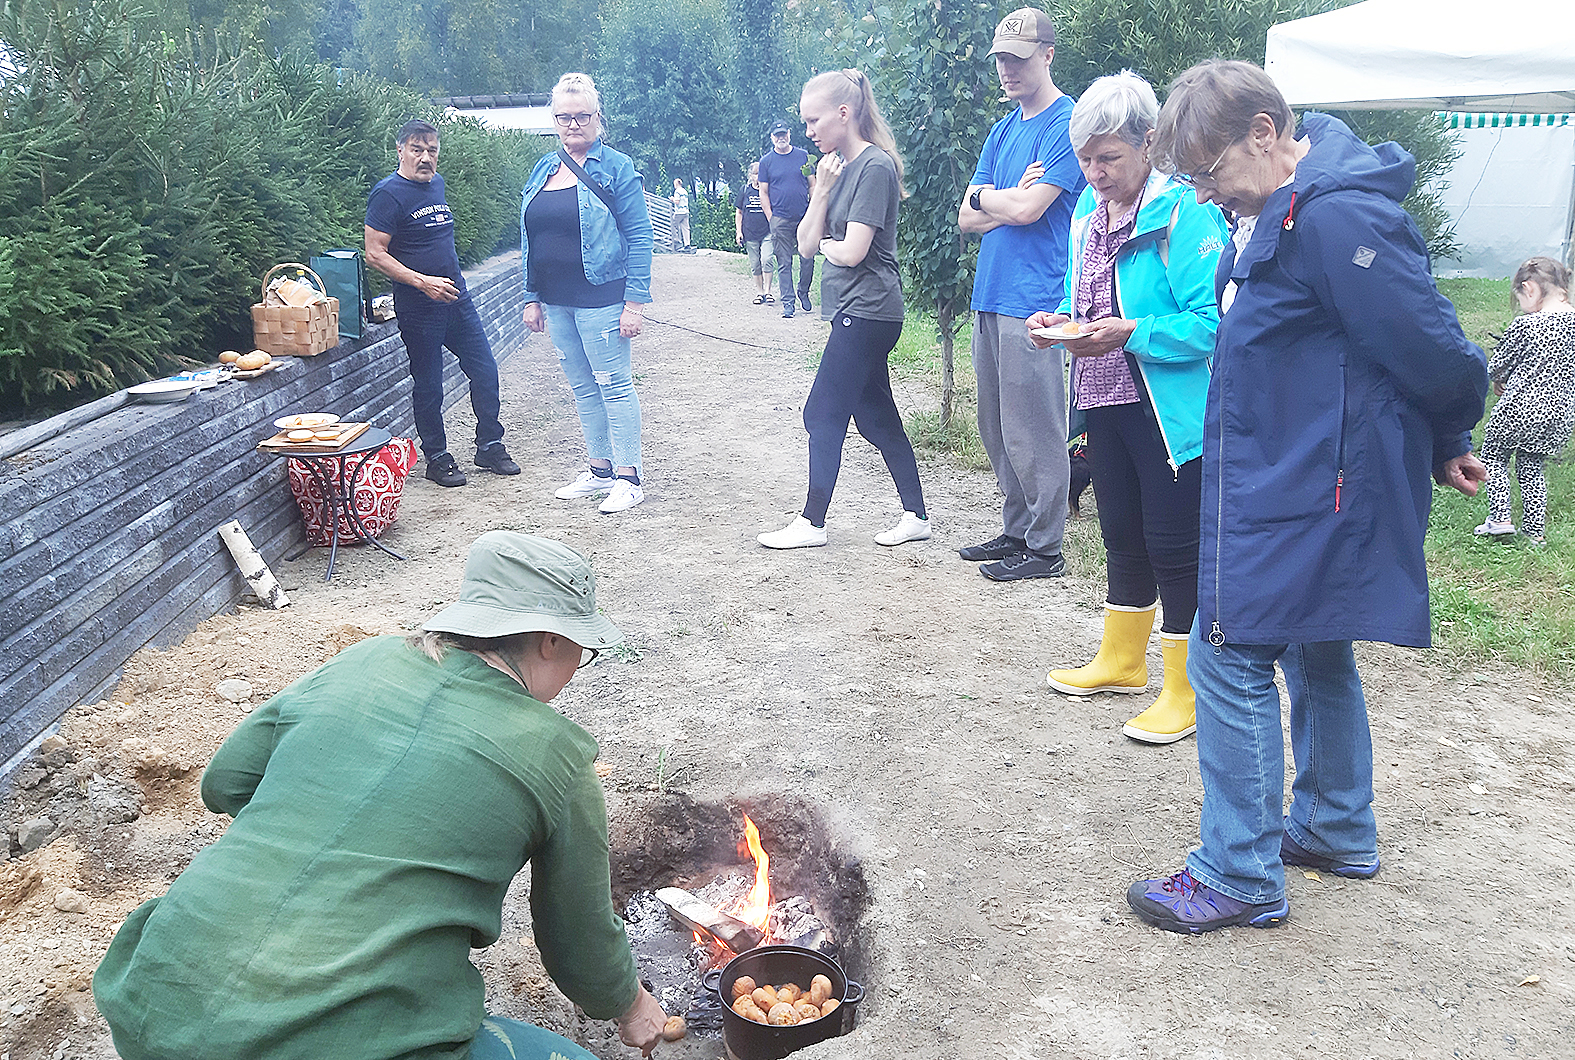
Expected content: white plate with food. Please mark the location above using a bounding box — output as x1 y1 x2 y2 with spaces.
275 412 340 431
1030 324 1086 341
128 379 203 403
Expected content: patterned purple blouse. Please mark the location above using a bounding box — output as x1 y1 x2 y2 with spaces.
1071 195 1142 410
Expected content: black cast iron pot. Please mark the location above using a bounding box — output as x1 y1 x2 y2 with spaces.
702 945 866 1060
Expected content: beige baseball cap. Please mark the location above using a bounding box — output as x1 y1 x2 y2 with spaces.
988 8 1057 59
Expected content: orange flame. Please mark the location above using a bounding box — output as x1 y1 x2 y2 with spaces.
739 814 772 930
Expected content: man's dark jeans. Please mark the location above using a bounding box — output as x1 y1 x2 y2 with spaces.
769 214 814 306
396 294 504 460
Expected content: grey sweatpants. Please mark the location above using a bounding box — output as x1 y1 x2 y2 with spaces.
972 311 1070 556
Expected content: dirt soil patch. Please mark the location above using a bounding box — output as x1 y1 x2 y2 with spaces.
2 252 1572 1059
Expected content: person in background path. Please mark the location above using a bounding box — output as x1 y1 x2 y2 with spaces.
1474 255 1575 545
94 531 670 1060
736 162 774 304
521 72 654 515
1028 71 1228 746
757 69 928 551
670 177 691 248
758 119 816 318
365 119 520 488
1125 60 1488 935
956 9 1087 581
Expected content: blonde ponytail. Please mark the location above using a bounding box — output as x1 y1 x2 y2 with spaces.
802 69 906 197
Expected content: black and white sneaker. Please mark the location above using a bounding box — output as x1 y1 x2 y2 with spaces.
980 550 1065 581
958 533 1026 562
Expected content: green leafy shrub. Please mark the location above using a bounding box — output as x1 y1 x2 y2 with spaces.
689 190 736 251
0 0 546 413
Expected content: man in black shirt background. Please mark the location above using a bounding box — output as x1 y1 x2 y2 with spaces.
365 120 519 487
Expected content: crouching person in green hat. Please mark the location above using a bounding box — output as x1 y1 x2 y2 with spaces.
94 532 669 1060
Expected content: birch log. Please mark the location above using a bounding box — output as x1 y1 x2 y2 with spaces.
218 520 289 609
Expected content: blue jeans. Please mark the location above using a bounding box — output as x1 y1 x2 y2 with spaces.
1184 626 1377 904
397 296 504 461
543 302 642 470
467 1016 596 1060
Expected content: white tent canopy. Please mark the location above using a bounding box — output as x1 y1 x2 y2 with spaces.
1265 0 1575 273
1264 0 1575 113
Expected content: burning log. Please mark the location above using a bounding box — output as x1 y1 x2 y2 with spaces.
656 887 764 953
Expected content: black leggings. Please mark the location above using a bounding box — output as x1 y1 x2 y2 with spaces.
801 314 926 525
1085 399 1200 634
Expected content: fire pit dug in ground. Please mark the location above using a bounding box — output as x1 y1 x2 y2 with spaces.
612 794 870 1059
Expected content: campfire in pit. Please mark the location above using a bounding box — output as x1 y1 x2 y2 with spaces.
657 816 840 960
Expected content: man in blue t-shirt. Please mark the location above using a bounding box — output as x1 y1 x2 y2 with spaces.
365 119 518 487
956 9 1086 580
757 121 816 318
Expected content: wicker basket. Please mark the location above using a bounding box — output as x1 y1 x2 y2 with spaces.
251 263 341 357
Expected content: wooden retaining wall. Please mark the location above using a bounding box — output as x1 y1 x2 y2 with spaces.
0 254 526 767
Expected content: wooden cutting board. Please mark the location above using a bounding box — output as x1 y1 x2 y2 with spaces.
257 421 372 453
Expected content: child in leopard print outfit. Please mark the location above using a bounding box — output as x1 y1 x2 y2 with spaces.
1475 256 1575 544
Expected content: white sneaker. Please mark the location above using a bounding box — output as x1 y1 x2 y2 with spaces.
758 515 827 549
1473 519 1515 536
556 470 615 499
599 479 645 513
874 511 931 546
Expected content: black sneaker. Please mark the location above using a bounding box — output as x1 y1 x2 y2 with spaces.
475 444 521 475
958 533 1026 562
425 452 467 487
981 549 1065 581
799 293 813 313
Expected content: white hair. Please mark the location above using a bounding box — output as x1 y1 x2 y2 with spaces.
551 71 601 114
1068 70 1159 151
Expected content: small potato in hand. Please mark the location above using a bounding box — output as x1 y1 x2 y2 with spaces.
794 1001 821 1022
731 975 756 1000
809 974 833 1006
766 1002 801 1027
661 1015 687 1041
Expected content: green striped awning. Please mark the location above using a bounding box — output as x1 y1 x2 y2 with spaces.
1439 112 1574 128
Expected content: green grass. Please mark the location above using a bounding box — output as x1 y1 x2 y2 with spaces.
890 281 1575 676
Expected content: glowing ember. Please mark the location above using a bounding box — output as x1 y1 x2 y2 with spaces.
739 814 772 930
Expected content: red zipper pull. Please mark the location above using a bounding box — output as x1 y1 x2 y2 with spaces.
1283 191 1297 231
1334 469 1344 512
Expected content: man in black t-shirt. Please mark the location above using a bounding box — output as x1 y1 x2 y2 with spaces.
365 120 518 487
757 121 816 318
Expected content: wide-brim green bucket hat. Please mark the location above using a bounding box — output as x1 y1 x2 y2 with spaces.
422 531 623 649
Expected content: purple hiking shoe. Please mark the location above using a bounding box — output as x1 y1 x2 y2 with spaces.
1280 831 1381 879
1127 869 1288 934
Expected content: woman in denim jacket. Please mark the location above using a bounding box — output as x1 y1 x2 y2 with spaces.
1027 72 1228 747
522 72 654 514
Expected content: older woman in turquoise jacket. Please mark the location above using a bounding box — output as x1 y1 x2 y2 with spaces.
521 72 654 516
1028 71 1228 745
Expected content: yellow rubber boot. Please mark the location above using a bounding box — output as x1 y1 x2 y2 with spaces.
1122 632 1197 744
1047 605 1155 695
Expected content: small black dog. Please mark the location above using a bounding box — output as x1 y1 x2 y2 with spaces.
1068 439 1092 516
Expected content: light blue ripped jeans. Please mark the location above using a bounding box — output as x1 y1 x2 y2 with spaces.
543 302 642 471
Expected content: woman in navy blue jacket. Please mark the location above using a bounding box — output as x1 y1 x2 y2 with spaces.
1126 60 1489 934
